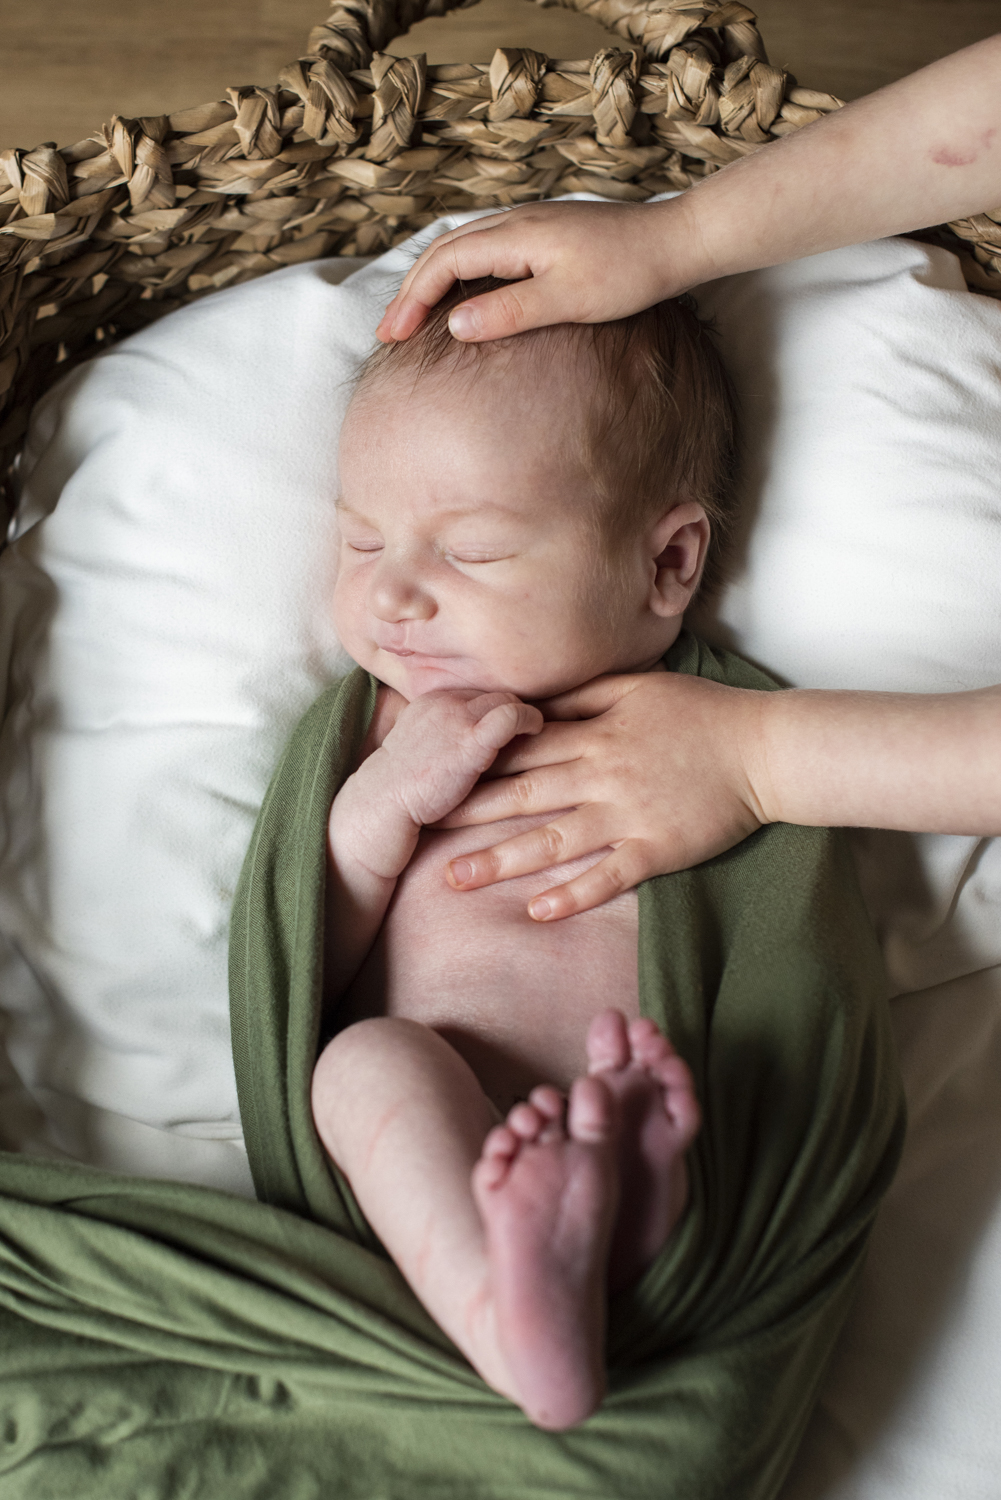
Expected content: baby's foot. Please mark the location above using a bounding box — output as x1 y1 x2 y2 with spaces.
471 1078 620 1430
586 1010 701 1292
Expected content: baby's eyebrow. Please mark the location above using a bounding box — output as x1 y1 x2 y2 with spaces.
334 500 376 522
427 501 524 523
336 498 522 523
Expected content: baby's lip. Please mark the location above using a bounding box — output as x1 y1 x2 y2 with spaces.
376 639 452 660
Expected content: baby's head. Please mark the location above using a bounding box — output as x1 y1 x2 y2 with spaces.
335 277 735 701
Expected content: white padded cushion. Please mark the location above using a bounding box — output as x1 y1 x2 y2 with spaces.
691 243 1001 695
0 251 376 1192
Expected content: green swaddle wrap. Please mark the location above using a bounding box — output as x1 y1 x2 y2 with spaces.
0 634 904 1498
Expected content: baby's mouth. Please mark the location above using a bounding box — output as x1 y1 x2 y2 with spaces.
379 642 453 661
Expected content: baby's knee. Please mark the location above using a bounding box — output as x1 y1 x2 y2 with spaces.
311 1017 437 1144
314 1016 414 1097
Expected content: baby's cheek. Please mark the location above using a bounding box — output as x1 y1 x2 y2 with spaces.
331 578 367 658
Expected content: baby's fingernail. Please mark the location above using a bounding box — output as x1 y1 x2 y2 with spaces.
448 304 479 340
450 860 473 886
529 898 551 921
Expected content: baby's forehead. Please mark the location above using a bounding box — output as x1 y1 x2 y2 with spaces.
353 324 598 413
341 353 615 533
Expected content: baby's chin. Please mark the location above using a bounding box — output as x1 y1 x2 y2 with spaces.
365 649 555 702
370 651 506 700
366 645 668 702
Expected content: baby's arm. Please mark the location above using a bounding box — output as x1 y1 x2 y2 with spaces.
440 674 1001 919
325 689 542 997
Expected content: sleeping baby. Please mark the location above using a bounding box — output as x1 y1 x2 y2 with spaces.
302 278 905 1441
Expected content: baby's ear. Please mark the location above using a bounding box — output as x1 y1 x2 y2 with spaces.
648 503 711 618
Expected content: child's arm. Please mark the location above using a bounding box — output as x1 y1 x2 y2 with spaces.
325 689 542 997
377 34 1001 344
440 673 1001 920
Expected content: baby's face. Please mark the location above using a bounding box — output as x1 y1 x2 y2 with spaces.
334 360 676 701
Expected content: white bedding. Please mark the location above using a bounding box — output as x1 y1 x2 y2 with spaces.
1 205 999 1498
691 252 1001 1498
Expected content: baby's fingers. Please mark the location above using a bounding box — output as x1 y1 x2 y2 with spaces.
524 842 656 922
471 698 544 752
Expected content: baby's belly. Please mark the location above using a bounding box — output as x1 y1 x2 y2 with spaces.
340 816 639 1111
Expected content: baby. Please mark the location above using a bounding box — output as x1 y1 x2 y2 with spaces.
310 279 735 1431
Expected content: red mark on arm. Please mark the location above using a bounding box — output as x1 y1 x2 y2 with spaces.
931 126 997 167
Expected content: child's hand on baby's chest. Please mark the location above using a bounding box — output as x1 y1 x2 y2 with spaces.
368 690 543 830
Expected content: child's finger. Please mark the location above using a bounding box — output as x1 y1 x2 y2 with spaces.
375 217 509 340
524 842 657 922
445 806 618 891
536 674 640 721
378 216 527 342
396 214 510 299
485 720 586 776
435 755 587 827
443 277 563 342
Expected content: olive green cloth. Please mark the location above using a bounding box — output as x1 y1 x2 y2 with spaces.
0 634 904 1499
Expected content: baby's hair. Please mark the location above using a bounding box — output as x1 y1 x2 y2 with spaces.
355 276 737 592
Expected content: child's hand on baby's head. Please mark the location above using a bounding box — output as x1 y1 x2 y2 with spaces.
375 689 543 831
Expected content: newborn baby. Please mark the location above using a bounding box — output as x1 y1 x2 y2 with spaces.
310 281 734 1431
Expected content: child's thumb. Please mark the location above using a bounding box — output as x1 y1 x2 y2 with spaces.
447 277 562 342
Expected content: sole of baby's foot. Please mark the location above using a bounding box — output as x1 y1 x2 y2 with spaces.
471 1078 620 1431
586 1009 701 1293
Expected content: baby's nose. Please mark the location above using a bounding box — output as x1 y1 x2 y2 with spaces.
368 557 435 622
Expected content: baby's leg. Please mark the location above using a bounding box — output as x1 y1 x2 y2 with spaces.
311 1018 618 1429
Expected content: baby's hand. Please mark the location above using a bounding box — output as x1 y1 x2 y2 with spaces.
334 689 543 885
378 689 544 828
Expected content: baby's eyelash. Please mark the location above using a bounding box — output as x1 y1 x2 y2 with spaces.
447 551 513 565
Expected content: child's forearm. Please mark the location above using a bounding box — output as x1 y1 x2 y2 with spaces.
668 34 1001 294
750 684 1001 835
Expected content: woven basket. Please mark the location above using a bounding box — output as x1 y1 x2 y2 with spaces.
2 0 1000 532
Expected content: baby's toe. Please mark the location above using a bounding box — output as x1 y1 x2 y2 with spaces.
663 1072 701 1143
628 1017 674 1069
567 1075 617 1146
528 1084 565 1122
482 1123 519 1161
506 1101 547 1143
475 1126 520 1191
648 1053 700 1143
586 1009 631 1075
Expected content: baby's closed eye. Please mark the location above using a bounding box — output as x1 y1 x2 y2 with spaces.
445 548 517 565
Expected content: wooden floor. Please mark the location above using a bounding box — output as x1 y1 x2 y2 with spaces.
1 0 998 153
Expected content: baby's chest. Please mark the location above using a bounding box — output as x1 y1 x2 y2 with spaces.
340 815 640 1105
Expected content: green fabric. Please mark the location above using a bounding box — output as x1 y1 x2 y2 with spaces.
0 634 904 1499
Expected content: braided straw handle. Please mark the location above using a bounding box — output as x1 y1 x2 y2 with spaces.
1 0 999 528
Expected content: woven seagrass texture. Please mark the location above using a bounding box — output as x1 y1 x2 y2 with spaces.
2 0 1000 530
